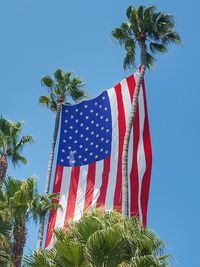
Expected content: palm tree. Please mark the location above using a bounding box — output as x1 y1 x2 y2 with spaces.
0 176 36 267
0 116 33 184
25 209 170 267
39 68 88 250
112 5 181 216
31 193 61 252
39 69 88 195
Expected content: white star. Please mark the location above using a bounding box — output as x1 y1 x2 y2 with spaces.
106 140 109 143
74 140 78 144
79 145 83 148
85 127 89 131
106 118 109 122
96 134 99 138
70 115 74 119
91 120 94 124
61 159 64 162
84 158 87 161
85 116 89 119
85 148 88 151
100 148 103 152
64 129 67 133
80 123 84 127
95 145 99 148
84 104 88 108
65 120 68 123
70 126 73 129
75 108 79 112
106 129 109 132
104 107 108 111
91 131 94 135
85 137 89 141
75 130 78 133
101 137 104 141
99 105 102 108
90 109 94 113
62 149 65 152
69 136 72 140
80 134 84 138
78 155 82 159
96 123 99 127
101 126 104 130
102 96 105 100
73 150 77 153
95 155 98 159
68 146 71 149
63 139 66 143
80 112 83 116
67 156 70 159
100 115 103 119
90 142 94 146
95 102 98 106
105 150 108 154
90 152 93 156
75 119 79 123
95 112 99 116
65 110 68 113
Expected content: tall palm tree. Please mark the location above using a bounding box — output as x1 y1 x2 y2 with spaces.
31 193 61 252
0 176 36 267
112 5 181 216
39 68 88 249
0 116 33 184
24 209 170 267
39 69 88 195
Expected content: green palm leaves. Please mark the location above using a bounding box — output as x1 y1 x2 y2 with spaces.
0 116 33 184
112 5 181 69
39 69 88 112
0 117 33 165
25 209 170 267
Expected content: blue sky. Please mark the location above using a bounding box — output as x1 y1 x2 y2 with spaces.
0 1 199 266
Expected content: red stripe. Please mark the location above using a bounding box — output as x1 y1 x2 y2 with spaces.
84 163 96 210
64 166 80 225
113 83 126 211
126 75 136 100
44 165 63 248
141 80 152 226
96 157 111 208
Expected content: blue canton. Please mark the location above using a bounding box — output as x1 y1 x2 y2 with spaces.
57 91 112 166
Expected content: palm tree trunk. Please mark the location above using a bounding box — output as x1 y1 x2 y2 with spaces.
0 154 8 185
44 99 62 195
11 222 27 267
121 40 147 217
38 98 63 251
36 215 45 252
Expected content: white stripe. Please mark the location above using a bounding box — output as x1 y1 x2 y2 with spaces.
73 165 88 221
54 167 72 229
92 160 104 208
105 87 119 210
136 83 146 222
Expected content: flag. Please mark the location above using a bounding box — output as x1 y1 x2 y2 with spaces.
45 70 152 248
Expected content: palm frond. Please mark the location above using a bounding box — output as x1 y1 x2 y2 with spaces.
41 76 54 88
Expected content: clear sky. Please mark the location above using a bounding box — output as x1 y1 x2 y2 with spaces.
0 1 199 266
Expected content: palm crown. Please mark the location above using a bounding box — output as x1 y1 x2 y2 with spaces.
39 68 88 112
112 5 181 69
0 116 33 166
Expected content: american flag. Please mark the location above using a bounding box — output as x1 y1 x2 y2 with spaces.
45 70 152 248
